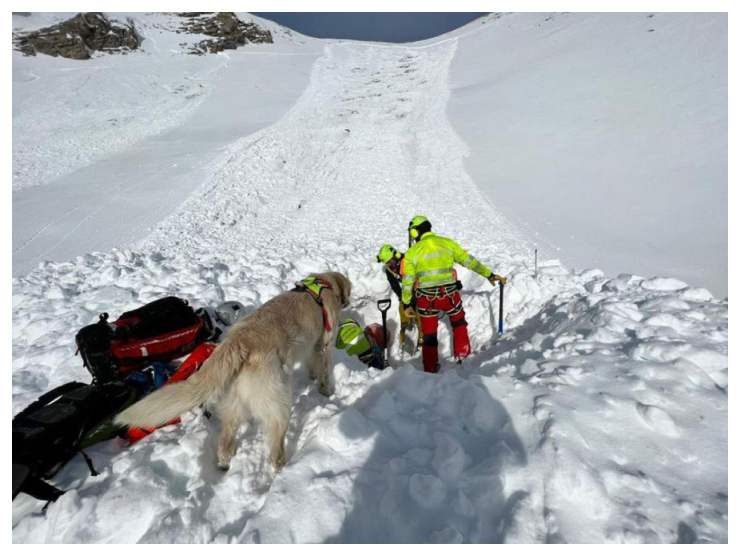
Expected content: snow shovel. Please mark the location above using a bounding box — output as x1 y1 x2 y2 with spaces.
377 298 392 366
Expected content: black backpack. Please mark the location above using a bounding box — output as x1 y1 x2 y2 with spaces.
12 380 139 502
75 296 214 383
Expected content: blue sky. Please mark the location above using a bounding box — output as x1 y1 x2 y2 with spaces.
254 13 487 42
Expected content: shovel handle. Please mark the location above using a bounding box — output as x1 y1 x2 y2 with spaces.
377 299 392 313
377 298 392 367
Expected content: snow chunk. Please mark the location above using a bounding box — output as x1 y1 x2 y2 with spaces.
641 277 689 292
635 403 680 437
318 409 375 454
432 432 466 481
603 273 644 293
639 297 691 312
642 313 688 333
409 473 447 508
579 268 606 282
681 287 714 302
430 526 464 543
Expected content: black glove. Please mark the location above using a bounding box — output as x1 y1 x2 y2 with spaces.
488 273 508 286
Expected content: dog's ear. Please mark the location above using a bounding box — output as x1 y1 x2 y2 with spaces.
338 273 352 307
322 272 351 307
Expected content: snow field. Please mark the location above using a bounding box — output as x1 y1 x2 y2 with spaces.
447 12 728 297
12 13 324 276
12 18 727 543
478 270 727 542
12 13 228 191
12 246 727 542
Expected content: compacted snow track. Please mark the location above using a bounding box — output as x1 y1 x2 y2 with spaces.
12 30 727 543
12 43 320 276
143 40 530 263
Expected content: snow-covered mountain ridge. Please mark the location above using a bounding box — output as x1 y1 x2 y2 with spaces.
11 12 309 193
12 12 727 543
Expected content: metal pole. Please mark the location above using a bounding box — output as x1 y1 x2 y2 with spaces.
498 282 505 335
381 310 388 365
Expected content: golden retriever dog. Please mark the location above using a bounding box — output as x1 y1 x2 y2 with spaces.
115 271 352 471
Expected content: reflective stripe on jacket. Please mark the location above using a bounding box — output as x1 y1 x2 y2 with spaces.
335 320 372 356
401 232 493 305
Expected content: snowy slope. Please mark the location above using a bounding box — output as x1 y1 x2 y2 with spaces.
447 12 728 297
13 12 224 191
12 12 322 275
12 13 727 543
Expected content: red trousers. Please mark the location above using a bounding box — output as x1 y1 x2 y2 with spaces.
415 288 470 373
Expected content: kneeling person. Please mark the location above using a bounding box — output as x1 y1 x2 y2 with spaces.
335 318 387 370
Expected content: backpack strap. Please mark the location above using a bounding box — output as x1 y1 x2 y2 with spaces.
78 449 99 476
15 469 66 503
14 382 88 420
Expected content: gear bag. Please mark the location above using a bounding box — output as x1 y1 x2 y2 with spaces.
12 380 140 502
75 296 213 383
126 342 217 444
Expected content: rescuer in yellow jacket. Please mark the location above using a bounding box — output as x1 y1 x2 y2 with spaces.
376 243 418 349
402 215 507 372
335 318 386 369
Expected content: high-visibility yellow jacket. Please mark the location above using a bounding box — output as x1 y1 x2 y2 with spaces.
335 319 372 356
401 232 493 305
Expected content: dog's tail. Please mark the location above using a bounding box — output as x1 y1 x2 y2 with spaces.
114 341 244 429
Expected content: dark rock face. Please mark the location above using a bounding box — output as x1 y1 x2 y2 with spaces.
178 12 272 54
13 12 141 59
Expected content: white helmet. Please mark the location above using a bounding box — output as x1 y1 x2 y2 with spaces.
215 301 248 326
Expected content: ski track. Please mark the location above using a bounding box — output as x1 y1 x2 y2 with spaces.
12 39 727 543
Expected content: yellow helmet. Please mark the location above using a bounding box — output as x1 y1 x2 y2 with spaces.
408 215 431 239
377 244 401 264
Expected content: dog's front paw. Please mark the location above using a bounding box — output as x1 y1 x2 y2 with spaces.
319 383 335 397
217 460 230 471
273 454 286 471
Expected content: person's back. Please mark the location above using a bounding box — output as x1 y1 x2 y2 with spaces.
404 232 486 290
401 215 506 372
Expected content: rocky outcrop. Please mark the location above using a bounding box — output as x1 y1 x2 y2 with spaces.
177 12 272 54
13 12 140 59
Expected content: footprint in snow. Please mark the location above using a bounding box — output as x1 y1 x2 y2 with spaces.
531 394 553 421
601 466 661 501
409 473 446 508
635 402 680 437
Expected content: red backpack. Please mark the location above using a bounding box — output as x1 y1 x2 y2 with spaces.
75 297 215 383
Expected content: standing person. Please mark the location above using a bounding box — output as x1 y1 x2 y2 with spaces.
377 244 421 351
377 244 412 331
376 244 404 300
401 215 507 373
